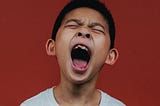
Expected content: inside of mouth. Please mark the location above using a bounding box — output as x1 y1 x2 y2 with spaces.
71 47 90 69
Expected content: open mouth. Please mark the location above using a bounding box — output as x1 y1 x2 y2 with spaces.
71 44 91 72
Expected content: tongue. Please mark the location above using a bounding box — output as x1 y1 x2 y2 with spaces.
73 59 87 69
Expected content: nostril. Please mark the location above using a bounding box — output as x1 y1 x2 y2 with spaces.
86 34 90 38
77 32 90 38
78 32 82 36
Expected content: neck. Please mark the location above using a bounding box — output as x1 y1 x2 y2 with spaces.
54 74 100 105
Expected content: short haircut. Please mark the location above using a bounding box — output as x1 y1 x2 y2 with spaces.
52 0 116 48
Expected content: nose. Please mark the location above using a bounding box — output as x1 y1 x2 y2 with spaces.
76 28 91 39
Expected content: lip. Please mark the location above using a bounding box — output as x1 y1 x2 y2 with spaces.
70 37 93 53
70 41 93 74
72 44 91 56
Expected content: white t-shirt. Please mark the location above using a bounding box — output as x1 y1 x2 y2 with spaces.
20 87 126 106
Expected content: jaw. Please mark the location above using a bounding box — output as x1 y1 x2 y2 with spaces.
58 44 103 85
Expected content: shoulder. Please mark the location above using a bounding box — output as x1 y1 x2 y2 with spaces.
100 90 126 106
20 88 54 106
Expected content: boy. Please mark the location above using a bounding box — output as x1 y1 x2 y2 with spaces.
21 0 126 105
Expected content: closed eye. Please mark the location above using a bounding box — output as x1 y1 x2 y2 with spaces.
92 29 105 34
64 19 81 29
92 26 105 34
65 24 79 29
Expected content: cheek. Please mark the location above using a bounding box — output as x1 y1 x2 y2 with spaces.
94 35 110 52
54 29 75 61
56 28 76 43
55 31 71 49
55 33 70 70
92 36 111 65
55 31 68 55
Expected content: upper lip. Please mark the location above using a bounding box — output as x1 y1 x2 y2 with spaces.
72 44 91 56
70 41 92 57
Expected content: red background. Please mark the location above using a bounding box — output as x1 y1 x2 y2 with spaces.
0 0 160 106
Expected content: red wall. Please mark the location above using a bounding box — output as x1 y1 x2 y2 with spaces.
0 0 160 106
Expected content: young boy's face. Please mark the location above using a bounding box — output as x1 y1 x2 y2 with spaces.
47 7 118 84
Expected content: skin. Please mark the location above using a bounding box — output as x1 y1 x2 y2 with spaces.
46 7 118 106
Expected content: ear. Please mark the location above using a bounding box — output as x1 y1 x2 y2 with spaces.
105 48 119 65
46 39 56 56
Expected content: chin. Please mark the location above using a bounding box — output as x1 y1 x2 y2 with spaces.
69 70 94 85
72 78 89 85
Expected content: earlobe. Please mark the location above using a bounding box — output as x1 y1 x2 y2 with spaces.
46 39 56 56
105 48 119 65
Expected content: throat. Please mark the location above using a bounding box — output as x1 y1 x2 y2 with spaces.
54 85 101 105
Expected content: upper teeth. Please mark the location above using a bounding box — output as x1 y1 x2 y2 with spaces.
74 45 88 51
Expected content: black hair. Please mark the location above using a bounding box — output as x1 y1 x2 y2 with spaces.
52 0 115 48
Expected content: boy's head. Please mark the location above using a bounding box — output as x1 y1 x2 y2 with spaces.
52 0 115 49
46 0 118 84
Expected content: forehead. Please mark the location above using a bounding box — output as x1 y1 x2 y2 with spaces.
62 7 108 27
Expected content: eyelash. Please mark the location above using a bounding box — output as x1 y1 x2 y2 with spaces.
65 25 78 28
64 24 105 34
